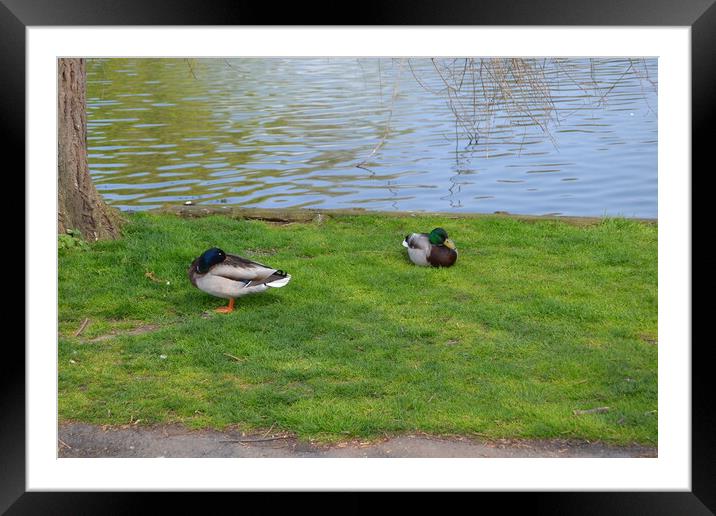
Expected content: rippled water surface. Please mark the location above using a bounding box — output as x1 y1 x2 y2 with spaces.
86 58 657 217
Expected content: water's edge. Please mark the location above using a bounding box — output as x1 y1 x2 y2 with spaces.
153 205 657 226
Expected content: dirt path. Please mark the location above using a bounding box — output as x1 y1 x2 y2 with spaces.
58 423 657 458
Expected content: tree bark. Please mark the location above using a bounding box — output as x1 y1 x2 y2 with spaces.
58 58 122 240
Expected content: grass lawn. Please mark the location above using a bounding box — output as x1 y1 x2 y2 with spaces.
58 211 658 445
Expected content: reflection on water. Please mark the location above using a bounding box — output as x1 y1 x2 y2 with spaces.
86 58 657 218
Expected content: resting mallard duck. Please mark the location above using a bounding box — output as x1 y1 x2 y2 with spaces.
188 247 291 313
402 227 458 267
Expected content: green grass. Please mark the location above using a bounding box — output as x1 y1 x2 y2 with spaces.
58 211 658 445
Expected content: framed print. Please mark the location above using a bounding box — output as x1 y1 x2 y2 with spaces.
7 0 711 513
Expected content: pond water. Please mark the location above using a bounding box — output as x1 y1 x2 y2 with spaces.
86 58 657 218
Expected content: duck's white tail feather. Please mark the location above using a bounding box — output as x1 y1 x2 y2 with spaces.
267 274 291 288
401 238 409 248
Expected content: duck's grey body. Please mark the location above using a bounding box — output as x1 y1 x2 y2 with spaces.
402 232 458 267
189 252 291 300
402 233 432 266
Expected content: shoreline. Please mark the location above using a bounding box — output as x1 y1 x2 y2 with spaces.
153 204 658 226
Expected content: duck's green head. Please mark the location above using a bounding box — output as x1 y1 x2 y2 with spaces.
428 227 456 249
196 247 226 273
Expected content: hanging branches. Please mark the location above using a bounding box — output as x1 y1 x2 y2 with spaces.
353 57 657 168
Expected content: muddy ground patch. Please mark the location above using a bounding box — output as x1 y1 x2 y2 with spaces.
58 423 657 458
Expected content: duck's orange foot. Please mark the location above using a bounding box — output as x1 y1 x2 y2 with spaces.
214 298 235 314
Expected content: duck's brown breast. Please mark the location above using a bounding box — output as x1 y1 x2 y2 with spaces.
427 246 458 267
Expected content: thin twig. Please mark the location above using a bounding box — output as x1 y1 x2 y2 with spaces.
595 60 634 106
573 406 610 416
355 59 404 168
74 318 90 337
145 271 166 284
220 436 291 443
222 59 248 75
223 353 244 362
406 59 440 95
185 58 198 80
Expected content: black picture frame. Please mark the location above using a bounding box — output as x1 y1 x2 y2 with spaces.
6 0 710 513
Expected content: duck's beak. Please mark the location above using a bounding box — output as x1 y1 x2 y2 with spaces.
444 239 456 250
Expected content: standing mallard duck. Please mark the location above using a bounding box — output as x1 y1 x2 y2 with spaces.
402 227 457 267
188 247 291 313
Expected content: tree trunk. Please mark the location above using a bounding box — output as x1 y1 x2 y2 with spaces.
58 58 122 240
